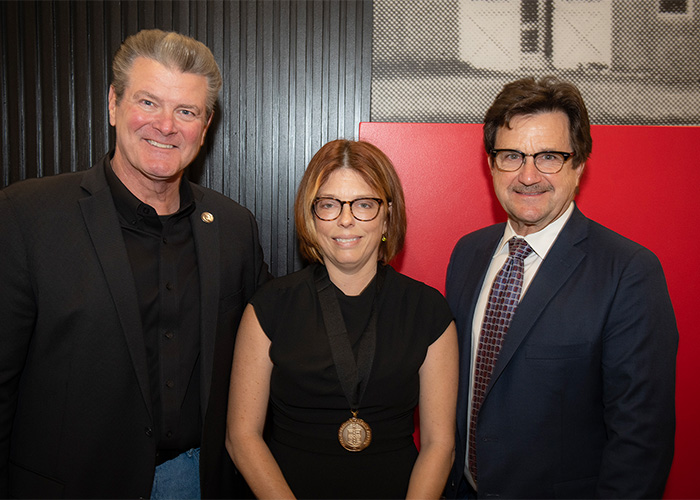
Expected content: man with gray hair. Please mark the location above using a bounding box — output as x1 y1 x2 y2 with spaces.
0 29 270 498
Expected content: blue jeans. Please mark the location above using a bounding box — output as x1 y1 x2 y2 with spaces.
151 448 201 499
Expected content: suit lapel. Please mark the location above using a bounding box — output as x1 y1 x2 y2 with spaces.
189 184 221 417
79 162 153 418
454 228 503 439
458 244 496 338
485 207 589 396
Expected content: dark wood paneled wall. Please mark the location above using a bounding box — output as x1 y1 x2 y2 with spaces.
0 0 373 276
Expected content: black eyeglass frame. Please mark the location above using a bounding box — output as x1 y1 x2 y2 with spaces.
312 197 384 222
490 149 576 174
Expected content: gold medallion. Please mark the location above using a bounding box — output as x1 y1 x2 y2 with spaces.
338 411 372 452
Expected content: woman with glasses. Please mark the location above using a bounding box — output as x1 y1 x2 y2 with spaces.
226 139 458 499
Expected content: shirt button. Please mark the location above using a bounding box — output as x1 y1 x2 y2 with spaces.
144 427 153 437
162 237 168 244
166 430 173 438
166 380 175 389
165 282 173 290
164 331 174 340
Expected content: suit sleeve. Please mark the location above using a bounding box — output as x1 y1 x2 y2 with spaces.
0 190 37 496
597 247 678 498
246 213 273 292
246 210 273 291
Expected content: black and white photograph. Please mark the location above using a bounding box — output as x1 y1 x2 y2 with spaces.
373 0 700 124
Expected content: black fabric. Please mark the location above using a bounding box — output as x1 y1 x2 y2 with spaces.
106 162 202 452
0 153 272 498
250 263 453 499
314 264 384 411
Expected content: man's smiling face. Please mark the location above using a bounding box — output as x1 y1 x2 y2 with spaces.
490 111 585 236
108 56 212 186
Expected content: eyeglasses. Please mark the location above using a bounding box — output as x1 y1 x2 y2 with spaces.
312 197 384 222
491 149 575 174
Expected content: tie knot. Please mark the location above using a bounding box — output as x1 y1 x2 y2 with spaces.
508 237 533 260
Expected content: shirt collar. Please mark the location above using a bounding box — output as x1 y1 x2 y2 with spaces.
496 201 576 259
105 158 195 225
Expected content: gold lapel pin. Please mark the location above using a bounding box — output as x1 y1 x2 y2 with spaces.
201 212 214 223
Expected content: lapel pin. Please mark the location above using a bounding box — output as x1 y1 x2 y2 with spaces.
201 212 214 223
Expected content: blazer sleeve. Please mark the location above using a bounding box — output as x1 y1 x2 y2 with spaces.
0 190 37 496
247 210 273 290
597 245 678 498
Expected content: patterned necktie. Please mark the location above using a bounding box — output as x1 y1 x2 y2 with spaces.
468 237 533 484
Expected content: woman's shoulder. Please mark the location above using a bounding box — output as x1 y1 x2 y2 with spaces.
252 265 315 301
382 265 453 343
384 264 446 301
249 266 320 336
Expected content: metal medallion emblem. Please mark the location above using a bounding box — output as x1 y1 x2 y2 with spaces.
338 412 372 452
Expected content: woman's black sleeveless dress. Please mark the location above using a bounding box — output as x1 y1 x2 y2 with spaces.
250 264 452 499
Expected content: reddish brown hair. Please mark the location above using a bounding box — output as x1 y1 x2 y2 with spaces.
294 140 407 264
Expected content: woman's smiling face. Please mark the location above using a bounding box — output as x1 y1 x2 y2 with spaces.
314 168 388 278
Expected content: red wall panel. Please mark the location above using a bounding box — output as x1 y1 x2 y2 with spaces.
360 122 699 499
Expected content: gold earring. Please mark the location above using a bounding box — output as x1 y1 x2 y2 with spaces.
381 235 387 242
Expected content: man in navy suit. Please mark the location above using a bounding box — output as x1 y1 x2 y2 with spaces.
444 77 677 499
0 30 270 498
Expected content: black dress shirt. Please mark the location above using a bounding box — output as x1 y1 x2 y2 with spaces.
106 163 202 462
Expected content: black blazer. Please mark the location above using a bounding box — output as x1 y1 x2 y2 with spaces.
0 154 270 498
444 206 678 499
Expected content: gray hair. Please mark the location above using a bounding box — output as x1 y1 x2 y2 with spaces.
112 29 222 118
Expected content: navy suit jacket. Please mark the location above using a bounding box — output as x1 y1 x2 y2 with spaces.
0 154 271 498
444 206 677 499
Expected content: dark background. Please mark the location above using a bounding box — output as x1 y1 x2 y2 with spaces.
0 0 372 277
